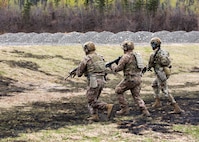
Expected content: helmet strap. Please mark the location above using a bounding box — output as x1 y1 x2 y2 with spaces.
83 44 88 52
153 47 160 52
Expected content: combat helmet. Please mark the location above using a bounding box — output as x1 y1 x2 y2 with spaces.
121 41 134 51
83 41 96 54
150 37 161 50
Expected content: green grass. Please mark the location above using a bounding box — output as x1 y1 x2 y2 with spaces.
173 124 199 141
1 44 199 78
0 44 199 142
0 123 157 142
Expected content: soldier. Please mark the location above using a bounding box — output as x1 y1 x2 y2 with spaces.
110 41 150 116
76 41 114 121
145 37 184 113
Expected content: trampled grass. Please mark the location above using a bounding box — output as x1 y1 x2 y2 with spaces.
0 44 198 142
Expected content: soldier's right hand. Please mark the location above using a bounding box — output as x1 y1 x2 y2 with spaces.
71 73 76 78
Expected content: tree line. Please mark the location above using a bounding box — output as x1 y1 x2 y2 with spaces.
0 0 198 33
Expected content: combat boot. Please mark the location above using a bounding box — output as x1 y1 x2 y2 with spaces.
87 114 99 122
106 104 114 119
142 109 151 117
170 103 185 114
116 107 130 115
152 98 162 108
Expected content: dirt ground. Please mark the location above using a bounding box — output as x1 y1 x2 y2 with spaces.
0 45 198 141
0 69 199 139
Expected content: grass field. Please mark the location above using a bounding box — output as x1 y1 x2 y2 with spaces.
0 43 199 142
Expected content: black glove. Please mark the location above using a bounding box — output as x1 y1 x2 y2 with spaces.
142 67 147 74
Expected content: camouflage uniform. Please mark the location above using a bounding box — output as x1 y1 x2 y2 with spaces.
112 41 150 116
148 49 176 103
76 41 113 121
147 37 184 113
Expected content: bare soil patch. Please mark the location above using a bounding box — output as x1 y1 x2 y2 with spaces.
0 66 198 141
0 44 198 141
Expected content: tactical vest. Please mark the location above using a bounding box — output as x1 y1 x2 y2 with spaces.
86 53 106 75
124 53 141 76
149 49 172 80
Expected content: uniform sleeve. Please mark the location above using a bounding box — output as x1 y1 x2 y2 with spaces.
112 55 128 72
76 56 89 77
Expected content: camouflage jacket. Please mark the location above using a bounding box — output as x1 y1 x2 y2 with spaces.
76 52 106 77
148 48 171 70
113 51 141 76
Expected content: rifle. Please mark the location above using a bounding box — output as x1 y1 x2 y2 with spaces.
105 56 122 68
65 67 78 80
142 48 160 75
142 66 152 74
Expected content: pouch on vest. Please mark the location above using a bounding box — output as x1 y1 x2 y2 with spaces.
89 75 98 88
134 52 144 69
156 70 167 82
160 50 171 66
163 67 171 78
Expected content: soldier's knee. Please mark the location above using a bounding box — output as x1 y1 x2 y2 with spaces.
115 87 123 94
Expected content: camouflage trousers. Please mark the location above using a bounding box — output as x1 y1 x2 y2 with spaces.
86 78 107 115
152 75 176 104
115 75 147 110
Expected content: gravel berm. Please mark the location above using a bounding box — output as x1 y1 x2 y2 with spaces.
0 31 199 46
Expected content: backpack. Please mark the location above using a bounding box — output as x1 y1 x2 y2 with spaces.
133 52 144 69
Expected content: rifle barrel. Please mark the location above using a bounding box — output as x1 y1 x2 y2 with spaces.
105 56 122 68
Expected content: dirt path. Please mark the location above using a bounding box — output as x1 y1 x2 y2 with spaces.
0 74 78 109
